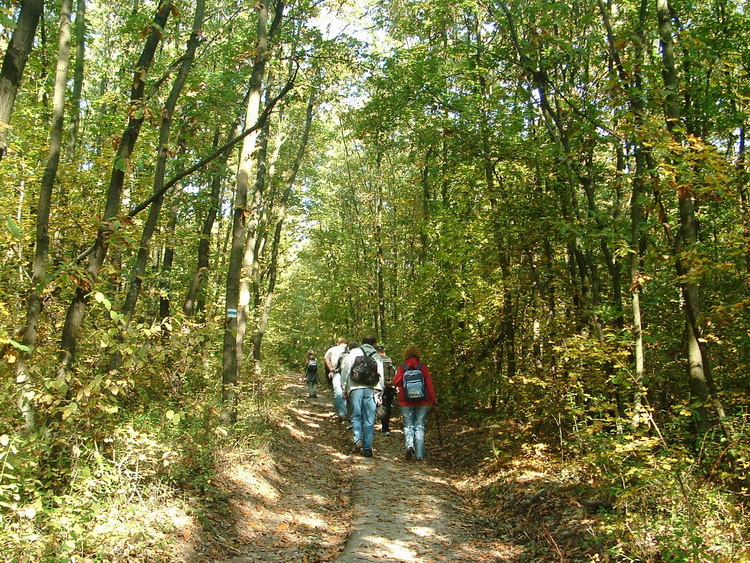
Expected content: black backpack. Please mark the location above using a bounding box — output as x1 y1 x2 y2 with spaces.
402 363 426 402
349 348 379 385
307 359 318 372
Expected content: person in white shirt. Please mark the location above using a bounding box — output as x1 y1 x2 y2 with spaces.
324 338 348 422
342 335 384 457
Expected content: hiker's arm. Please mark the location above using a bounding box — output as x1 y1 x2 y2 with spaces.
374 359 385 404
393 364 404 388
324 354 333 372
341 354 352 396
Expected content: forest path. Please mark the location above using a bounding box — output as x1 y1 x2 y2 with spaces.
186 372 519 562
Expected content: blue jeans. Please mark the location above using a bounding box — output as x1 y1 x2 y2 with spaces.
350 387 376 451
332 373 347 418
401 405 430 458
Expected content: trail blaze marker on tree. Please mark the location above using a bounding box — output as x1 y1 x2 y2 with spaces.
227 308 237 319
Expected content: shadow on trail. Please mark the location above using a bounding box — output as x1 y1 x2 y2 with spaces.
177 374 519 562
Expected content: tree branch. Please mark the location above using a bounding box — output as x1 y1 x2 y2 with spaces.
128 63 298 218
73 64 298 264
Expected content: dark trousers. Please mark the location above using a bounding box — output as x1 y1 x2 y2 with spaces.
381 386 396 432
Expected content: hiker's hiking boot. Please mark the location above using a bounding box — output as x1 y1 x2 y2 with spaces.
405 446 415 461
363 450 373 458
354 440 362 453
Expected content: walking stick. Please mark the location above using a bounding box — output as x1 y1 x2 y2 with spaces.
433 405 444 447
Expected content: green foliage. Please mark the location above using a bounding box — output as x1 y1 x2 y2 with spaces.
569 421 748 561
0 0 748 558
0 313 282 561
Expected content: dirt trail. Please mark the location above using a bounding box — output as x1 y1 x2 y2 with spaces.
180 374 519 562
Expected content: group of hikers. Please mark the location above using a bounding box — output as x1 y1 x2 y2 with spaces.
304 335 437 461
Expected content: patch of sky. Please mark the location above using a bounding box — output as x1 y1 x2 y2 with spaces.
309 0 393 56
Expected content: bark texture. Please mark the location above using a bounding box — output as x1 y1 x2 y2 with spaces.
0 0 44 159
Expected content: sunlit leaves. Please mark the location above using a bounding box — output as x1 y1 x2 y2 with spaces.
1 214 22 239
165 409 182 425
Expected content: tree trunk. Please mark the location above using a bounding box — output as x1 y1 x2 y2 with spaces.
630 150 647 426
628 1 650 426
252 80 316 364
57 1 173 375
656 0 728 437
598 0 653 425
183 119 241 316
222 0 285 424
737 126 750 273
118 0 204 334
65 0 86 159
237 98 272 382
0 0 44 159
159 206 178 321
375 149 386 341
15 0 73 431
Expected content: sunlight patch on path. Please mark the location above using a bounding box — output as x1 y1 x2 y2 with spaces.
335 428 508 561
208 375 518 562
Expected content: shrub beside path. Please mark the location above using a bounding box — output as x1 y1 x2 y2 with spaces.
179 372 518 562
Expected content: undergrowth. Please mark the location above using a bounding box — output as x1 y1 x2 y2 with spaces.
573 417 750 561
0 398 282 562
0 319 288 562
456 408 750 562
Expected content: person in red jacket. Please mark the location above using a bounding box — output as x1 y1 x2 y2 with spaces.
393 345 437 461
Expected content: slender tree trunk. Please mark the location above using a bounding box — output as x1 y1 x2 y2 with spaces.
0 0 44 160
65 0 86 159
183 118 242 316
237 94 272 382
222 0 285 423
630 150 647 426
598 0 652 425
419 147 432 264
628 0 650 428
15 0 73 431
159 205 178 320
738 127 750 273
656 0 729 437
248 79 287 343
183 128 224 317
252 82 316 363
244 71 291 381
57 1 173 376
375 149 386 341
118 0 204 335
580 158 623 325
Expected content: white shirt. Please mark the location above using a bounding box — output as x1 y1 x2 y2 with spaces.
324 343 347 373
